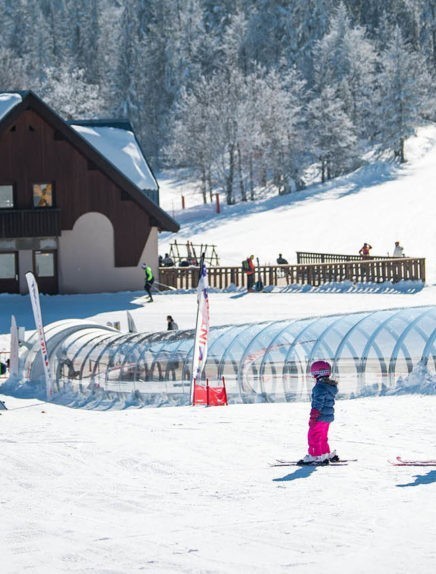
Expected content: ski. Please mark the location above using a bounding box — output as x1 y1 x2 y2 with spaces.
395 456 436 464
270 458 356 467
389 456 436 467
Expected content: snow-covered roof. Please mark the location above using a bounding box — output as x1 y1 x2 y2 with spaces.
0 93 22 120
0 92 157 192
71 123 158 191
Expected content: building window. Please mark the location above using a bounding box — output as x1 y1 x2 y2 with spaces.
0 185 14 208
33 183 53 208
0 253 16 279
35 251 55 277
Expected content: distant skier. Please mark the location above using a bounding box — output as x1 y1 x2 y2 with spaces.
141 263 154 302
298 360 339 465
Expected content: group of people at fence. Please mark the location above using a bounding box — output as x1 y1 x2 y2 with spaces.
159 253 198 267
240 240 406 291
359 241 405 258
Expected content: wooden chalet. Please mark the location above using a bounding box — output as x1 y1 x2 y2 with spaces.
0 91 179 294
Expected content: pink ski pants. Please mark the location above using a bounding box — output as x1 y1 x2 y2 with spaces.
308 420 331 456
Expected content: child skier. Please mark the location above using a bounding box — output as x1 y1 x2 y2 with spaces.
298 360 339 465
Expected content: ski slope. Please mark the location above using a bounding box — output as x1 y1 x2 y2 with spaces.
159 125 436 284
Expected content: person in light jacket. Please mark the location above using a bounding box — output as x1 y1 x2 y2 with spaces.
392 241 405 257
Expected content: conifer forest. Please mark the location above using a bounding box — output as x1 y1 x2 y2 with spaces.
1 0 435 202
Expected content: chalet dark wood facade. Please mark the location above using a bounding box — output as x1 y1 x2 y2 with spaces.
0 91 179 294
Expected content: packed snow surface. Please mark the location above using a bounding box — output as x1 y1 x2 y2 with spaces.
1 395 435 573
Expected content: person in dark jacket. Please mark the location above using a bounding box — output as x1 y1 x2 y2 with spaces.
167 315 179 331
298 360 339 465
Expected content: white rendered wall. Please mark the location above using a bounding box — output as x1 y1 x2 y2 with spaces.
58 212 158 293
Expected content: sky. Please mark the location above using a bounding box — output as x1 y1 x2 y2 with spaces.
0 125 435 574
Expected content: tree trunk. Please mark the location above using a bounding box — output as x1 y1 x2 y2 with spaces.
207 170 213 202
226 143 235 205
249 154 254 200
237 143 246 201
201 165 207 204
400 138 406 163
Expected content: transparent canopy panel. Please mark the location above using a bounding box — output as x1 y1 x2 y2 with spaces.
16 306 436 404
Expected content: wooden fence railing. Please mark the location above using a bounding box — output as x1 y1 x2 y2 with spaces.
159 258 426 290
296 251 395 264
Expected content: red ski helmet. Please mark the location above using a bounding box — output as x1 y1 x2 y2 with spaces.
310 360 331 378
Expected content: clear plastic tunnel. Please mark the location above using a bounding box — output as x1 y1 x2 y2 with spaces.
13 305 436 405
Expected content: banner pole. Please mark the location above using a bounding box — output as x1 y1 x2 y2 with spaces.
9 315 20 378
25 272 53 400
190 254 207 404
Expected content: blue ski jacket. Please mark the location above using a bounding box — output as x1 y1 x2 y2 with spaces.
311 377 338 422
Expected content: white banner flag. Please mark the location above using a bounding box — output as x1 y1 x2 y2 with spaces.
126 311 137 333
190 259 210 401
9 315 20 378
25 272 53 399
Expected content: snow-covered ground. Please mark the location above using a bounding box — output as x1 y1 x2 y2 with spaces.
0 126 435 573
1 395 435 573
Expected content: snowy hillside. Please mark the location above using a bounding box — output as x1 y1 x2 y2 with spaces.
159 125 436 283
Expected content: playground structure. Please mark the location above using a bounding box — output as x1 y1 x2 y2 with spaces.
167 240 219 267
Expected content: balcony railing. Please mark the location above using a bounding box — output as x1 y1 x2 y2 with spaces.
296 251 395 263
0 209 61 238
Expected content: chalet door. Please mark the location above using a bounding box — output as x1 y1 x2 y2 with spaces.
0 251 19 293
33 250 58 294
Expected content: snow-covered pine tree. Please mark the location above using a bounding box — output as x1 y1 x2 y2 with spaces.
312 3 378 142
35 65 104 120
377 25 431 162
307 85 358 182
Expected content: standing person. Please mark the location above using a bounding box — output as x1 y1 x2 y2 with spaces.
359 243 372 258
167 315 179 330
242 255 256 292
141 263 154 302
276 253 290 284
392 241 405 257
298 361 339 465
